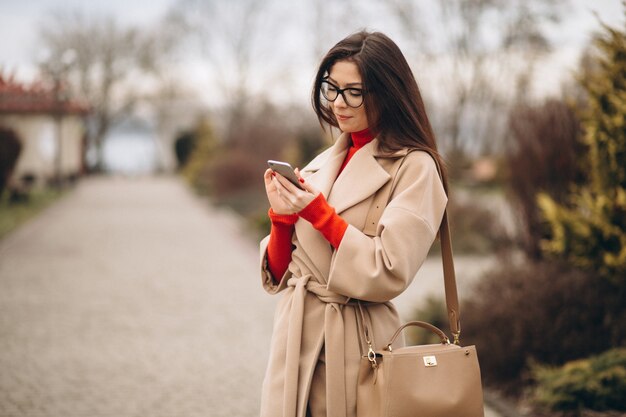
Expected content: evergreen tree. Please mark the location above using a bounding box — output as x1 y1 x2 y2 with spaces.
538 9 626 285
181 118 220 195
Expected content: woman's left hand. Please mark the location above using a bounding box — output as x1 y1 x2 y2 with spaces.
271 168 320 213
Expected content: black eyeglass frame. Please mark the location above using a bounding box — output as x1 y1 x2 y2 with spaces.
320 79 366 108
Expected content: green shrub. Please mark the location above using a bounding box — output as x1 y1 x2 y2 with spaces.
461 257 626 394
174 131 197 170
0 127 23 198
181 118 220 196
538 14 626 285
531 348 626 414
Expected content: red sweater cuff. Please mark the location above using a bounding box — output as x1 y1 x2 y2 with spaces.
298 193 348 249
266 209 297 282
268 208 299 225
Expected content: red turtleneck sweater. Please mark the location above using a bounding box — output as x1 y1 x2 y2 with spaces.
266 128 373 281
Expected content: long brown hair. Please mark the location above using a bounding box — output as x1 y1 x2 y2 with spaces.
311 30 448 192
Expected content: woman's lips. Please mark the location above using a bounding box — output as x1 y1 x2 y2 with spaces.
336 114 352 121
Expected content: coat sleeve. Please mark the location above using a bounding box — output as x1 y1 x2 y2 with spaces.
260 235 291 294
258 147 333 294
326 151 447 302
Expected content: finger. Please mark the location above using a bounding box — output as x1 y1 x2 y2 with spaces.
294 168 305 184
272 179 299 210
275 173 302 195
297 176 318 195
264 169 275 185
272 176 285 193
293 168 314 192
272 176 295 203
274 176 306 208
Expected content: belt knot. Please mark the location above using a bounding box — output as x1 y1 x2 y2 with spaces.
287 275 350 305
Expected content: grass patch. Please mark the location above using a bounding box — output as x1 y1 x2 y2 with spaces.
0 188 66 240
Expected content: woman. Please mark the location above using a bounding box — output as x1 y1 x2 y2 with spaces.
259 31 448 417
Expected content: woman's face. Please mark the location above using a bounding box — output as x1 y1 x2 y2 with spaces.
326 60 369 133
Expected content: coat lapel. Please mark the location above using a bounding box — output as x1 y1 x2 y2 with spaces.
328 138 391 215
302 132 351 196
294 133 351 281
294 132 409 281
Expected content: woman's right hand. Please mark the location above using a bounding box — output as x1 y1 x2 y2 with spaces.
264 169 295 215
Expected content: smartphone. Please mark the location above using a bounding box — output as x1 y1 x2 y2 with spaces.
267 160 305 190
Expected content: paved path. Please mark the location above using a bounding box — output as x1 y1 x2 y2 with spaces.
0 176 500 417
0 176 276 417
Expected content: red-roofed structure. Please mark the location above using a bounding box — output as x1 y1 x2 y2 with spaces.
0 73 89 115
0 72 90 188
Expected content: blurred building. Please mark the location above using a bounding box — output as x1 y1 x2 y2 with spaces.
0 73 89 189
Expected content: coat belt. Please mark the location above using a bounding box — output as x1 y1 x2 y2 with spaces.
284 275 350 417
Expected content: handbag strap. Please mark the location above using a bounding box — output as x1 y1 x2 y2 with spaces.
362 149 461 344
385 321 450 348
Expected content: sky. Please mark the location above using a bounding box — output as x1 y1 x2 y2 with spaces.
0 0 624 104
0 0 172 79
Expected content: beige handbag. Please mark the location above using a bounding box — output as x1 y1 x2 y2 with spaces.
356 151 484 417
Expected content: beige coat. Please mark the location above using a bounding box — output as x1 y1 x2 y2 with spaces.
259 132 447 417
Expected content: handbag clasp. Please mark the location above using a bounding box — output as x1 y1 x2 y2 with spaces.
367 345 378 369
423 356 438 367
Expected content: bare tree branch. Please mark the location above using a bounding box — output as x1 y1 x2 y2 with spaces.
38 11 176 171
386 0 567 159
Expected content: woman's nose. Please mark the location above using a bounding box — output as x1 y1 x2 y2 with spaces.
334 92 348 108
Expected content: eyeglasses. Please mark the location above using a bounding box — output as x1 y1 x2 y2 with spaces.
320 80 365 108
